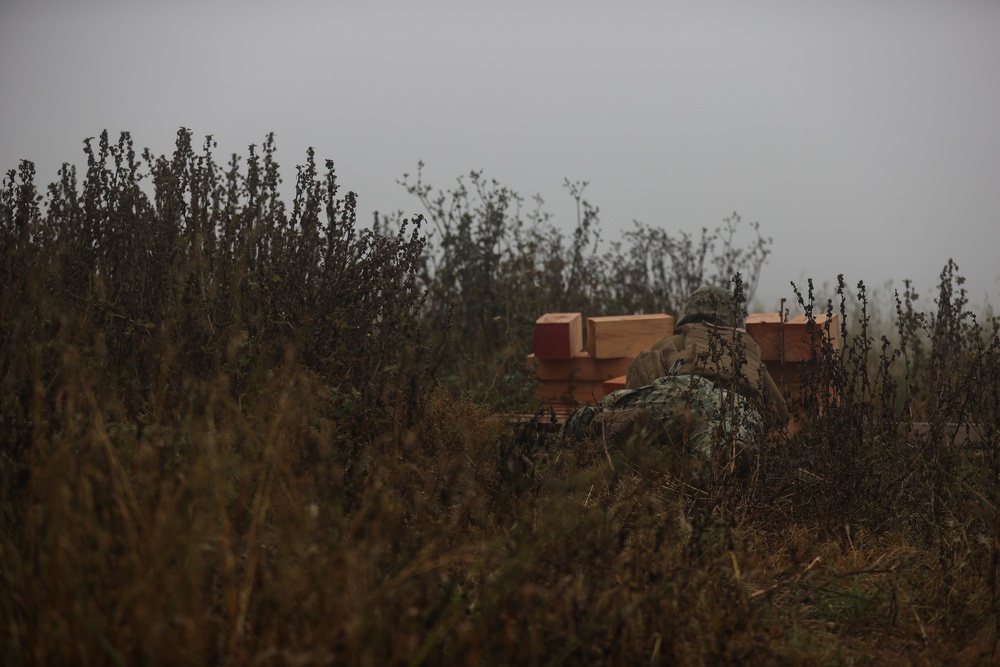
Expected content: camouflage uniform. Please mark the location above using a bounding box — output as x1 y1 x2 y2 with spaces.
563 374 765 459
563 286 786 482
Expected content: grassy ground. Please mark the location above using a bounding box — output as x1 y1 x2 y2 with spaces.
3 382 996 665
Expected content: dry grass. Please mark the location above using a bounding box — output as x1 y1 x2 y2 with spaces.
2 130 998 665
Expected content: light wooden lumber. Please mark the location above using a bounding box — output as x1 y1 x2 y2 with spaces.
535 379 605 404
526 352 632 382
763 360 805 385
530 401 579 426
602 375 627 395
746 313 839 362
586 314 674 359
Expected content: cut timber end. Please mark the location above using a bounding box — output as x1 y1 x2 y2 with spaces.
533 312 584 360
586 314 675 359
746 313 840 362
526 352 632 382
603 375 627 396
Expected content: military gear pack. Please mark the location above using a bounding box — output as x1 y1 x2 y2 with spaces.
658 322 765 394
626 323 764 394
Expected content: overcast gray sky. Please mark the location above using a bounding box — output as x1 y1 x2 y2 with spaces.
3 0 998 312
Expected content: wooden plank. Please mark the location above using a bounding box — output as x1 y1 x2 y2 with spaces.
603 374 627 395
535 379 605 404
586 314 674 359
533 313 584 359
526 352 632 382
510 402 579 427
746 313 840 362
763 360 806 385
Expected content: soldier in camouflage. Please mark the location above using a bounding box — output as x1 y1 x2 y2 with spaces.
563 286 788 485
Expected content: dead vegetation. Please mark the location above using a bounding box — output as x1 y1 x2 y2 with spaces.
2 130 998 665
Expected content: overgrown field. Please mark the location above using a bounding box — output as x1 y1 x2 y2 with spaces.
2 130 999 665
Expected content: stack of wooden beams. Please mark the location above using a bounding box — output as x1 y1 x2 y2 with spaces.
529 313 675 409
526 310 839 428
746 312 841 378
745 313 840 431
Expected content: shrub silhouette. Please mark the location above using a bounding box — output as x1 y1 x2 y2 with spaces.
1 129 998 665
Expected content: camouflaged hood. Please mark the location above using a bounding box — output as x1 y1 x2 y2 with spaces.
676 286 747 328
